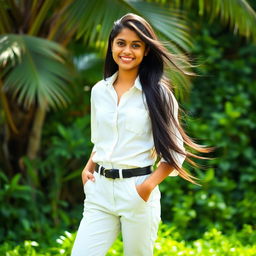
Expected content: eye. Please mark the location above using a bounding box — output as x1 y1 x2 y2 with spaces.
132 44 140 48
117 41 124 46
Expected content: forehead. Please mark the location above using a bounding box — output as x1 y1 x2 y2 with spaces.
114 28 143 42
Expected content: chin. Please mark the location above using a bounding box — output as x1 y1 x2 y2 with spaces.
119 64 139 71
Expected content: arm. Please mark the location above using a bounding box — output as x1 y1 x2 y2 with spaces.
136 162 174 201
81 86 98 185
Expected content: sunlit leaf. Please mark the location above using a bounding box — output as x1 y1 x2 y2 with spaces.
170 0 256 42
0 34 72 109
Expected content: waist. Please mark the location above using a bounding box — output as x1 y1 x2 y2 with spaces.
95 163 152 179
95 161 147 169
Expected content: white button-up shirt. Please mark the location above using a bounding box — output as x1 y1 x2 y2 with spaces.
91 72 185 176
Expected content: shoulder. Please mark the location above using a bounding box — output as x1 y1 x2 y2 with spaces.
91 78 105 91
91 78 108 95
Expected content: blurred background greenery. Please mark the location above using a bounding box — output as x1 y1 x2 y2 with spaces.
0 0 256 255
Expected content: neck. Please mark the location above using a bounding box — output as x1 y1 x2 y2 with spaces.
115 69 138 87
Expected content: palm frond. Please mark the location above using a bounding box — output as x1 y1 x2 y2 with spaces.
28 0 55 35
172 0 256 42
0 1 13 33
63 0 130 46
63 0 192 53
129 1 192 52
0 35 23 68
0 34 72 109
207 0 256 42
165 67 191 101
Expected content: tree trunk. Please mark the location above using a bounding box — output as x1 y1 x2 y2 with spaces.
27 104 47 160
0 95 36 174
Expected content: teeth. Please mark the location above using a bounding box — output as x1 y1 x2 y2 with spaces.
121 57 133 61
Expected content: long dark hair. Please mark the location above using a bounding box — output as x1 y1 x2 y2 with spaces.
104 13 212 184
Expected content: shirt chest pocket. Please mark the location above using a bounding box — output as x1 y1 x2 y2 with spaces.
96 108 114 126
125 108 151 135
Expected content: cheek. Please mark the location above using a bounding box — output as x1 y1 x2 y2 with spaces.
137 52 145 62
137 47 146 59
112 49 119 63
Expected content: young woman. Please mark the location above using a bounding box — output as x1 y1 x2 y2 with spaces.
71 13 210 256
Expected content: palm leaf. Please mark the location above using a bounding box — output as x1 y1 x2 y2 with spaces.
205 0 256 42
63 0 192 53
0 35 23 68
129 1 192 52
171 0 256 42
0 34 72 109
0 1 13 33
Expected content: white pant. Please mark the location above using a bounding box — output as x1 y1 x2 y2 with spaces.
71 170 161 256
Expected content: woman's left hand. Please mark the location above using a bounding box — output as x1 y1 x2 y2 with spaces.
136 183 153 202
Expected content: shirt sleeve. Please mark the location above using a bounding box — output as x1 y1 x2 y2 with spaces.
90 88 97 153
160 90 186 176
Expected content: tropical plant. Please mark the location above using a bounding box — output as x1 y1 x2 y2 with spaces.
1 0 256 173
1 224 256 255
1 0 256 243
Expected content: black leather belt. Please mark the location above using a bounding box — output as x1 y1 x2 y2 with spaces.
95 164 152 179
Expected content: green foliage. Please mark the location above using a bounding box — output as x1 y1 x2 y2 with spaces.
1 224 255 255
0 231 74 256
0 34 72 108
160 22 256 238
0 172 37 241
0 112 92 243
2 15 256 245
1 0 256 248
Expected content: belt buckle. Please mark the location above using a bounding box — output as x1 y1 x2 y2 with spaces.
102 168 109 177
104 168 118 179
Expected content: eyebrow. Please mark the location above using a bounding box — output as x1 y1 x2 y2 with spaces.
116 38 142 43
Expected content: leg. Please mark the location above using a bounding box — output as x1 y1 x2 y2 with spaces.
72 171 120 256
121 199 161 256
71 207 120 256
116 175 161 256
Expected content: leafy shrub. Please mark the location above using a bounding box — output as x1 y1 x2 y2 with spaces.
0 114 92 243
0 171 43 242
1 224 255 256
160 22 256 239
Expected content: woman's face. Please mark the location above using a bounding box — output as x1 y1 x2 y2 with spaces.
111 28 147 73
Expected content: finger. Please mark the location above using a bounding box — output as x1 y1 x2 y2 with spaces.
87 172 95 182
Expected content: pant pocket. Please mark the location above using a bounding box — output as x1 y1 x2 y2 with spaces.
133 174 161 203
132 174 151 203
83 171 98 195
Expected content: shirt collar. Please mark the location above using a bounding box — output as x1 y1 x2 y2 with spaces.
134 76 142 91
105 72 142 91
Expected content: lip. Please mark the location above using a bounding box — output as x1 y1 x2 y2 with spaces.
119 56 134 63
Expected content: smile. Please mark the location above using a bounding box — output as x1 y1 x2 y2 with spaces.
119 56 134 62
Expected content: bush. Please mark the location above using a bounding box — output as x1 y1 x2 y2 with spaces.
1 224 255 255
160 22 256 239
0 114 92 243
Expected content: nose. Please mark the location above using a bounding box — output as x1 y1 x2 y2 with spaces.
122 45 132 55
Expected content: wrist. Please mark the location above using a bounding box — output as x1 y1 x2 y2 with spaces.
142 179 155 192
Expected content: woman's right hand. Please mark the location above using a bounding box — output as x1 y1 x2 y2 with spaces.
82 169 95 185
